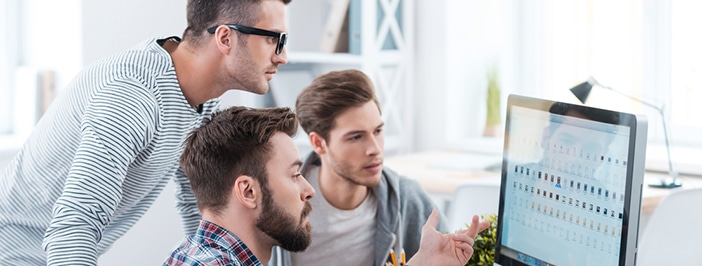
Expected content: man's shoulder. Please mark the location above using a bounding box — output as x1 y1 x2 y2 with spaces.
87 37 174 75
380 167 433 203
165 254 246 266
166 240 249 266
383 167 421 188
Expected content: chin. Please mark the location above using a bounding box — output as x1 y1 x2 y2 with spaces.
364 174 383 187
258 83 270 94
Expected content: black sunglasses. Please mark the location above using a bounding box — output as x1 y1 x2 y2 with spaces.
207 24 287 55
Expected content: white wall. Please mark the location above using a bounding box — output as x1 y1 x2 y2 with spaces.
413 0 449 151
81 0 186 66
413 0 522 152
20 0 83 95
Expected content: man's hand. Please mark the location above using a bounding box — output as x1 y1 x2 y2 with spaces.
407 209 491 266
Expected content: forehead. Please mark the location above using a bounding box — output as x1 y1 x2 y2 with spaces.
267 132 300 170
330 101 382 133
253 0 288 32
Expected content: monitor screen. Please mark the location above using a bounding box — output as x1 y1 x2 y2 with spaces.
495 94 647 266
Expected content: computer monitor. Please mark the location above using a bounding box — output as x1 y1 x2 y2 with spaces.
495 94 647 266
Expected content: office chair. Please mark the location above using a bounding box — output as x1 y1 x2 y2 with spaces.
446 179 501 232
637 187 702 266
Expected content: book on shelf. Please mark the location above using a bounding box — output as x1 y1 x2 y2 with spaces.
319 0 351 53
348 0 361 54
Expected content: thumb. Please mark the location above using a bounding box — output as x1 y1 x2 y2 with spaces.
422 209 439 230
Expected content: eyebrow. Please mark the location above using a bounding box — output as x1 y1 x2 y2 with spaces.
341 122 385 137
290 159 303 169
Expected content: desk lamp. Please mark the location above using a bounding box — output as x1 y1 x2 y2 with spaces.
570 77 682 188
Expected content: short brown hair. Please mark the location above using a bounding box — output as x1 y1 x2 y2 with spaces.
295 69 380 141
183 0 292 46
180 106 298 214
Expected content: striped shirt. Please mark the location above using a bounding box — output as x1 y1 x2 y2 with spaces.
165 220 262 266
0 37 219 265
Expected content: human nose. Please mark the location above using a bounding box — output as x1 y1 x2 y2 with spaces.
274 47 288 65
366 135 383 156
300 174 315 200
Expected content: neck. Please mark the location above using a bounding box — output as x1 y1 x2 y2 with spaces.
166 40 223 107
317 165 369 210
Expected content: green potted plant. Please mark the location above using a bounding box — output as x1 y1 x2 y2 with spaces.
465 214 498 266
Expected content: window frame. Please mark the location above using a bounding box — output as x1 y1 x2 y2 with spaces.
0 0 19 136
441 0 701 157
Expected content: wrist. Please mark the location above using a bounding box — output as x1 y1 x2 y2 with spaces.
406 251 427 266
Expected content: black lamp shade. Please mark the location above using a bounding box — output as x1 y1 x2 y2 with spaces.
570 81 593 103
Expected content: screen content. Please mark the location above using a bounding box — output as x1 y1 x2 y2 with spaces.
500 105 632 266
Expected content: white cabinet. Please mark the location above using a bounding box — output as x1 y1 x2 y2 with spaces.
277 0 415 155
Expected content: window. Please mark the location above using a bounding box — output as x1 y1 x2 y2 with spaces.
523 0 701 147
0 0 18 135
439 0 701 170
0 1 82 147
670 0 702 144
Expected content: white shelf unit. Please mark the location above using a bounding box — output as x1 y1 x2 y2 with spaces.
281 0 415 155
287 52 363 65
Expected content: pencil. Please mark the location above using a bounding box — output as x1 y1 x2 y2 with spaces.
390 249 398 266
401 249 406 266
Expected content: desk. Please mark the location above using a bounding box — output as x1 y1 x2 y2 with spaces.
385 150 702 215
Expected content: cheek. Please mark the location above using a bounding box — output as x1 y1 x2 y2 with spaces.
253 41 273 64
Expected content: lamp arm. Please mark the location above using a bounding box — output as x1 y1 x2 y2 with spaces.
599 86 662 111
599 86 679 180
658 107 679 180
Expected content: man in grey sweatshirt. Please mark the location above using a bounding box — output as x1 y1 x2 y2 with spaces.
270 69 486 266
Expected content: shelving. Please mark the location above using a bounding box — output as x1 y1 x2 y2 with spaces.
287 51 363 65
279 0 415 155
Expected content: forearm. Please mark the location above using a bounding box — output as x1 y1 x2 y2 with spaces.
406 251 432 266
44 221 100 265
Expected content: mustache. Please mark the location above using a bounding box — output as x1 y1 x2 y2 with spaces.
301 201 313 218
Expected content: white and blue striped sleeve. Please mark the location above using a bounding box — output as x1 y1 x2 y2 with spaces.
173 102 218 235
173 166 201 236
43 81 157 265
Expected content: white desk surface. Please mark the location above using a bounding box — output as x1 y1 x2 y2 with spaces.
385 150 702 214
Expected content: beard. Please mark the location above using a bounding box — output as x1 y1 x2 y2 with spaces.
256 196 313 252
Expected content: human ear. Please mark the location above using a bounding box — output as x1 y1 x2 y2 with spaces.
309 132 327 154
233 175 259 209
212 26 235 55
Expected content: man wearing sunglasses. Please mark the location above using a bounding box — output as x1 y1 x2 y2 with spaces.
0 0 290 265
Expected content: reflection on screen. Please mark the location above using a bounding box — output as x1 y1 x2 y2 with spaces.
500 106 630 266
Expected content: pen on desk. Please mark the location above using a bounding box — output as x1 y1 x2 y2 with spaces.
390 249 398 266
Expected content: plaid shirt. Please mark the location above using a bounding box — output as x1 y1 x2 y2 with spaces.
164 220 262 266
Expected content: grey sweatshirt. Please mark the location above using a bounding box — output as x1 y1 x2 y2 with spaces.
268 152 448 266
